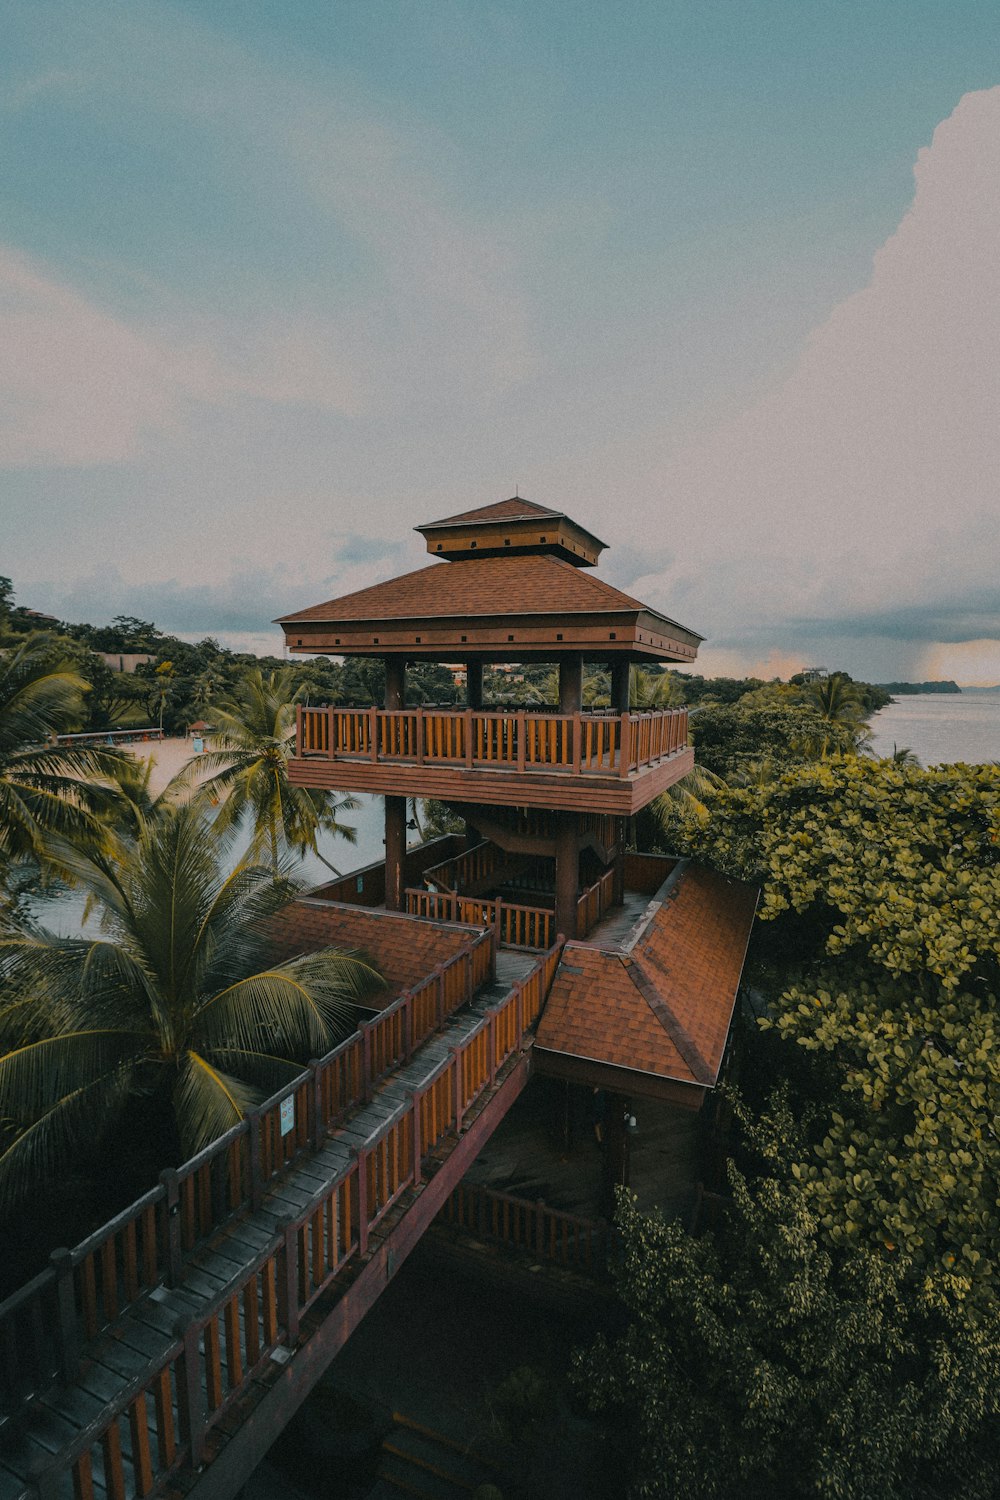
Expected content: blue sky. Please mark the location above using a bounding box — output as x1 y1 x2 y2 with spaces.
3 1 1000 680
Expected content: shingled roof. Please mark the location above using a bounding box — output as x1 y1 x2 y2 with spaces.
277 552 684 627
534 862 758 1099
419 497 565 528
267 900 477 1010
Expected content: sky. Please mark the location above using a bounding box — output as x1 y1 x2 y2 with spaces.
2 1 1000 683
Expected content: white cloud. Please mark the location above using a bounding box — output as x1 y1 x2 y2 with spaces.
627 87 1000 671
0 247 360 466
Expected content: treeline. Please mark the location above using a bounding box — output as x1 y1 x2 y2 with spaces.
877 679 961 694
0 580 461 735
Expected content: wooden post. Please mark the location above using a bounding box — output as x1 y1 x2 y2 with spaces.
357 1153 370 1257
554 812 579 940
276 1218 300 1345
517 708 526 771
362 1024 373 1101
175 1315 206 1467
451 1048 464 1134
384 794 406 912
488 1014 497 1086
384 656 405 710
611 659 630 713
159 1169 183 1288
558 653 583 714
247 1110 264 1213
49 1249 80 1384
412 1093 423 1186
402 994 413 1062
467 659 483 709
619 711 631 777
309 1061 324 1150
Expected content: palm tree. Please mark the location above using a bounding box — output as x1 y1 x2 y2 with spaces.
0 808 384 1208
0 636 131 887
187 667 359 876
650 762 727 830
630 667 685 709
802 671 865 725
887 743 921 769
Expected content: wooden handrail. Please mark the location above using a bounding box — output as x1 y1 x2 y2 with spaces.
0 925 495 1422
438 1182 608 1275
24 936 567 1499
297 705 688 776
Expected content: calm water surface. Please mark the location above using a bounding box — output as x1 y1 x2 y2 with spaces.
868 692 1000 766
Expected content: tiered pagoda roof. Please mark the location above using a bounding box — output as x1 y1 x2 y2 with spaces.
277 495 702 661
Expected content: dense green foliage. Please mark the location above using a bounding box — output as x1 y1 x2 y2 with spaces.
583 758 1000 1497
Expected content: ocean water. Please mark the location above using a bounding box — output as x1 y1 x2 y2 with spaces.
868 692 1000 767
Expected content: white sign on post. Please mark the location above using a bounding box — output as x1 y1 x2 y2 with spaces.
279 1095 295 1137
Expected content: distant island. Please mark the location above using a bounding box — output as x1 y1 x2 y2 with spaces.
876 679 961 695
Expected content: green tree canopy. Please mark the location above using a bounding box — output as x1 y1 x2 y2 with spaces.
0 808 385 1207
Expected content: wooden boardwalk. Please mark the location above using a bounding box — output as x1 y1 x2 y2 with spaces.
0 944 556 1500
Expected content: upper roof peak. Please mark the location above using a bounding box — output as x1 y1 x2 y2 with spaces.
421 496 563 527
415 495 607 567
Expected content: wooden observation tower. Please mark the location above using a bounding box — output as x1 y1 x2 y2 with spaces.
279 497 702 939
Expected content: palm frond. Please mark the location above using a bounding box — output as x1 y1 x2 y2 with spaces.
173 1051 261 1154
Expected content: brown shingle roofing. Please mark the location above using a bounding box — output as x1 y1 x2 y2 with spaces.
278 553 664 625
535 864 758 1088
420 497 563 527
266 901 475 1009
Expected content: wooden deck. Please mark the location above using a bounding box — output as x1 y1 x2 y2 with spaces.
0 950 554 1500
290 706 693 816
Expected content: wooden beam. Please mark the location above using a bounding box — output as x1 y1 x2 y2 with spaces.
288 747 696 816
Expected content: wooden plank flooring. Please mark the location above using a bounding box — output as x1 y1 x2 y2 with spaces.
0 951 537 1500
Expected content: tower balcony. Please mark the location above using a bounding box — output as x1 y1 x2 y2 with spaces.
289 704 693 815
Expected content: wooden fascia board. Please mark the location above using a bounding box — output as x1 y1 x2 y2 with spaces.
532 1047 706 1108
282 611 699 662
286 747 695 815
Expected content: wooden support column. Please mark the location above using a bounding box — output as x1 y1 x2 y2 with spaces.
384 657 405 710
611 659 630 713
613 815 627 906
466 660 483 710
384 795 406 912
554 811 579 940
559 654 583 715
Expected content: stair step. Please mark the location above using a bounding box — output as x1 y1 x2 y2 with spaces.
374 1412 501 1500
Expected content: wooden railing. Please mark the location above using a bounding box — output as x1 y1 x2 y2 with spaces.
422 840 504 895
297 705 688 778
0 927 496 1429
22 938 565 1500
438 1183 608 1276
576 867 616 939
405 889 555 951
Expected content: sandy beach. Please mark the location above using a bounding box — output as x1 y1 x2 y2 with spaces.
133 735 213 796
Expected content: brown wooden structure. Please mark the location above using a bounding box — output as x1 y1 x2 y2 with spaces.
280 496 703 938
0 500 764 1500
